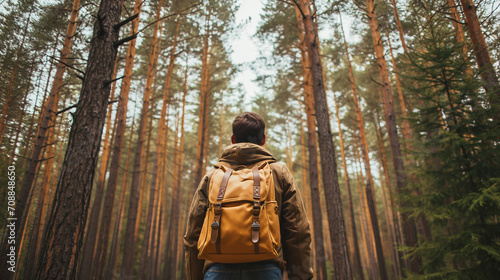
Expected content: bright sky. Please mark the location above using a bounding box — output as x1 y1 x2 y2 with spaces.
229 0 267 109
228 0 358 110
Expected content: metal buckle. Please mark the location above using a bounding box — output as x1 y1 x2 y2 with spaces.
253 201 260 209
214 202 222 215
251 220 260 230
211 220 219 229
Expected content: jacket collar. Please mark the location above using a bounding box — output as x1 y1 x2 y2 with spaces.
218 143 276 167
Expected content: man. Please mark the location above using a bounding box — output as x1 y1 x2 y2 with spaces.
184 112 313 280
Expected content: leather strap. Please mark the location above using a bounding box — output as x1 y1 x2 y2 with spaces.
252 193 261 251
217 168 233 201
211 214 220 244
252 217 260 244
251 167 262 249
211 168 233 253
252 167 260 200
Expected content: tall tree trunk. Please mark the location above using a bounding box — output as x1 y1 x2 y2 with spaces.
384 27 412 144
294 5 327 279
78 57 118 280
218 93 224 158
139 10 175 280
388 0 409 54
172 68 187 279
81 0 139 275
285 120 294 173
0 1 80 274
298 0 352 278
33 0 122 277
365 0 421 274
459 0 500 103
384 20 434 244
376 143 400 279
168 63 189 280
353 123 379 280
202 43 214 173
23 80 62 279
447 0 471 77
102 1 143 273
92 8 146 274
340 13 387 279
150 186 163 279
170 114 182 280
298 104 312 225
20 46 59 171
106 118 135 280
355 169 377 280
374 110 403 279
121 4 165 276
333 94 365 280
193 11 211 192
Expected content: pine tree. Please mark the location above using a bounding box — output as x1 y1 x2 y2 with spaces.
403 10 500 278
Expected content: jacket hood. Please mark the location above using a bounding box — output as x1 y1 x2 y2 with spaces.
218 143 276 167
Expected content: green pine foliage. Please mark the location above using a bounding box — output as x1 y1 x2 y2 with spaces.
403 9 500 279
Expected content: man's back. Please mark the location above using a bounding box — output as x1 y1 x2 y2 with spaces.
184 143 313 280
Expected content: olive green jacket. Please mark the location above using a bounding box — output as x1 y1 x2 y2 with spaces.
183 143 314 280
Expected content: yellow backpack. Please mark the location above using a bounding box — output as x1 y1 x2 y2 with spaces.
197 161 280 263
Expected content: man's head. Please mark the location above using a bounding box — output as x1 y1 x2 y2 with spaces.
231 112 266 145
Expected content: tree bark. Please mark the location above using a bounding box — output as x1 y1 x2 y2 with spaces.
78 57 118 280
33 0 122 277
294 4 327 279
459 0 500 103
298 0 352 278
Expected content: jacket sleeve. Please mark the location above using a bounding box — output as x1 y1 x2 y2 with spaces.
278 164 314 280
184 171 211 280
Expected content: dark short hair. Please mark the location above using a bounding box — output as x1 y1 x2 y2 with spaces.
232 112 265 145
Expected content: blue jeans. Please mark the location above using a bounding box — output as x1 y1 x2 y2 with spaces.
204 262 283 280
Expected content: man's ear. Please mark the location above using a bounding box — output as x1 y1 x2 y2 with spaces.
231 135 236 144
260 134 266 146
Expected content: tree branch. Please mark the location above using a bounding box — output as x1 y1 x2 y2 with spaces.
103 75 125 87
139 2 203 33
291 0 306 18
57 104 77 115
114 33 138 48
114 13 139 30
50 56 85 75
370 77 384 87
